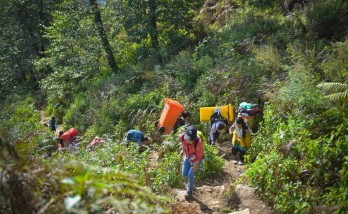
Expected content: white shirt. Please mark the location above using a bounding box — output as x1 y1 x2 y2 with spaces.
235 125 244 138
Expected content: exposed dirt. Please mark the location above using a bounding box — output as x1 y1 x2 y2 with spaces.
39 109 63 136
169 141 275 214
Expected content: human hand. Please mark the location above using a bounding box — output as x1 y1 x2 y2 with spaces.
192 162 198 171
180 150 184 158
229 124 236 134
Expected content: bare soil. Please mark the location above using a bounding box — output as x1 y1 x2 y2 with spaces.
168 141 275 214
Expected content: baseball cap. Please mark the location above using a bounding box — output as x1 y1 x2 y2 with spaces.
184 125 197 141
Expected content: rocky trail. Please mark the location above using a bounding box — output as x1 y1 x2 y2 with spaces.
170 141 274 214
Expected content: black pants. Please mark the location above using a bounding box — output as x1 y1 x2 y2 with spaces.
231 147 246 162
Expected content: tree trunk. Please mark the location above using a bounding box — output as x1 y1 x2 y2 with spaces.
89 0 119 73
148 0 162 63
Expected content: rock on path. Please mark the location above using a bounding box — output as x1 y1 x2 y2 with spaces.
170 141 274 214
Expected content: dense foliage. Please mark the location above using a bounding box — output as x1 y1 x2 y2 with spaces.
1 0 347 213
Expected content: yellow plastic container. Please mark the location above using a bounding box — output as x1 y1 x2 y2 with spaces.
199 104 234 123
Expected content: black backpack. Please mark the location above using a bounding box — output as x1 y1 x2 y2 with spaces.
210 110 228 128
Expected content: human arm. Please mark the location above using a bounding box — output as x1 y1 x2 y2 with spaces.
193 139 204 171
229 123 236 134
180 147 185 158
210 123 217 143
179 134 186 158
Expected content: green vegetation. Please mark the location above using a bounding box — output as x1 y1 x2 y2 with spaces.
1 0 347 213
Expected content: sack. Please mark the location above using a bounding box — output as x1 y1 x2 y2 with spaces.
238 102 260 116
197 131 206 146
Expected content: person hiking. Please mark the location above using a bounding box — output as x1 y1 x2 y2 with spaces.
123 129 149 148
179 125 204 199
173 111 192 133
48 117 58 133
87 136 105 150
56 131 64 149
57 135 78 154
68 136 78 154
210 120 226 145
238 102 260 129
229 117 252 165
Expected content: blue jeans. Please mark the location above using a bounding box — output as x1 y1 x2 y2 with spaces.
182 157 203 191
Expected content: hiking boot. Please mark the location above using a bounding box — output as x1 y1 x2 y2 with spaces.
184 190 192 199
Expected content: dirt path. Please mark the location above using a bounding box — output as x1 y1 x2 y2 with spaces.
39 105 63 135
170 141 274 214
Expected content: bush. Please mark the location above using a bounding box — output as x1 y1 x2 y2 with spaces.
196 144 225 181
247 100 348 213
0 95 42 142
306 0 348 41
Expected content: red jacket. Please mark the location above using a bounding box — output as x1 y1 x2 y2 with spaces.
180 134 204 163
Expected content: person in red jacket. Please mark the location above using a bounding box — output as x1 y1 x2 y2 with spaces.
179 125 204 199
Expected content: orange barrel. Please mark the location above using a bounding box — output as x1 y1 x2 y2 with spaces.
158 98 185 134
61 128 78 142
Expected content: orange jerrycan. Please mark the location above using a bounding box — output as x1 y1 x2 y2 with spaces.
158 98 185 134
61 128 78 142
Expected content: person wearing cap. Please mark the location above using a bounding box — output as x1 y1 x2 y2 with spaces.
173 111 192 133
210 120 226 145
124 129 149 147
179 125 204 199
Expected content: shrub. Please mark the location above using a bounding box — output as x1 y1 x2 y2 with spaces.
306 0 348 41
196 144 225 181
0 95 42 142
247 99 348 213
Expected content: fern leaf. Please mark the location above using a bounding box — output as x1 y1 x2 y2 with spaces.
317 82 347 93
318 82 347 90
324 90 348 102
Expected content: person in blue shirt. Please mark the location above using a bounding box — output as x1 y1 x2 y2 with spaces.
210 121 226 145
124 129 149 147
48 116 58 133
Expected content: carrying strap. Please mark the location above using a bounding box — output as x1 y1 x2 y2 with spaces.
180 134 204 159
180 135 198 152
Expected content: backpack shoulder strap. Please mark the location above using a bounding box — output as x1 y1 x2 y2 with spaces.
180 134 184 143
194 138 200 150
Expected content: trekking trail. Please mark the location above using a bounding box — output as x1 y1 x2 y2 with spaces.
37 90 63 134
169 141 275 214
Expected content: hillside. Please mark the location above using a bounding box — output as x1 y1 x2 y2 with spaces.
1 0 348 213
